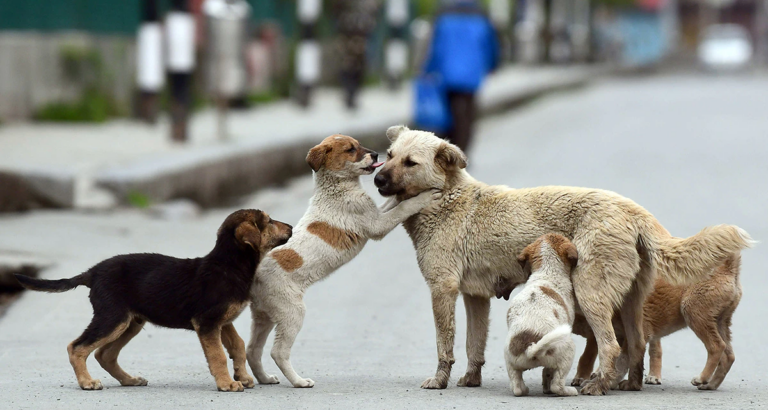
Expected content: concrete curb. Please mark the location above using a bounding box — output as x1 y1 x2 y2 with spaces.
4 66 606 209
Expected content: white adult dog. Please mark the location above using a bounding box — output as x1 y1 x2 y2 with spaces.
504 233 579 397
246 134 435 388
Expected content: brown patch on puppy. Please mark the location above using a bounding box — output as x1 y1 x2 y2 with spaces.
306 134 374 172
553 309 560 320
517 240 544 275
509 330 543 356
271 248 303 272
307 221 362 250
541 233 579 269
540 286 570 321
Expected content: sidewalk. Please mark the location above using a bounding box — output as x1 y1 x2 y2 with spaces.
0 65 604 209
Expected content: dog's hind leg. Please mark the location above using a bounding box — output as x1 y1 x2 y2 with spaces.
94 318 147 386
548 340 578 396
617 284 649 391
572 335 597 386
574 278 621 395
542 368 554 393
246 309 278 384
68 313 132 390
271 303 313 388
221 323 255 388
645 338 662 384
698 301 738 390
457 294 489 387
508 367 528 397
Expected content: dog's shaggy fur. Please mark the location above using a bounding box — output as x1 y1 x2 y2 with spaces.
504 234 579 397
246 135 434 388
373 125 753 394
571 253 742 391
14 209 292 392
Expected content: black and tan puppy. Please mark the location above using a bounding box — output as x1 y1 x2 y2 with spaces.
14 209 292 392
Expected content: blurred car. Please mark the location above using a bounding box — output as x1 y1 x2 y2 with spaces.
698 24 753 70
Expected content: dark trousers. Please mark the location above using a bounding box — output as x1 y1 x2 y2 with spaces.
441 90 476 153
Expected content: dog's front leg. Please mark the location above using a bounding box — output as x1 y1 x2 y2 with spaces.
221 323 255 388
369 190 436 240
422 279 460 389
271 304 314 388
195 326 244 392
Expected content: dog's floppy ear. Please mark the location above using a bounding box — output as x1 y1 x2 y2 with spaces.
386 125 409 142
306 144 330 172
517 243 535 277
235 220 261 250
560 241 578 270
435 142 467 172
494 277 516 301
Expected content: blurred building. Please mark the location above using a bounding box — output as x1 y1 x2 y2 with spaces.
0 0 294 121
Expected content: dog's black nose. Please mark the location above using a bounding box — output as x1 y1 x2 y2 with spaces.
370 152 378 162
374 173 387 188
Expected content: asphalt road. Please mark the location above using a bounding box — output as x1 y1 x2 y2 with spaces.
1 73 767 409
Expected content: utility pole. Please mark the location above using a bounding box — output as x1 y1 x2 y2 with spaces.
166 0 196 142
137 0 163 123
296 0 322 107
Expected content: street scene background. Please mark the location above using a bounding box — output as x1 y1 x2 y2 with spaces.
1 1 767 409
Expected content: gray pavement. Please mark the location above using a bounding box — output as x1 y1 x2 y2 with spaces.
1 72 767 409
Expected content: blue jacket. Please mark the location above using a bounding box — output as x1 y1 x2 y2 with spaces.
424 9 499 92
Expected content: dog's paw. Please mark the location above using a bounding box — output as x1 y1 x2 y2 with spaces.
580 379 607 396
512 384 529 397
217 380 244 392
79 379 103 391
618 379 642 391
120 376 148 387
557 386 579 396
421 377 448 390
457 372 481 387
235 374 255 388
645 375 661 385
570 377 585 387
291 378 314 388
691 377 706 387
697 383 717 391
257 374 280 385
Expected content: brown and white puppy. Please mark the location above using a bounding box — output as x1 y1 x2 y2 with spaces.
504 234 579 397
246 135 435 388
374 125 752 394
571 253 742 391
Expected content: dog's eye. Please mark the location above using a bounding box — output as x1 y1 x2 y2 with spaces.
347 146 356 153
386 151 392 159
404 158 417 167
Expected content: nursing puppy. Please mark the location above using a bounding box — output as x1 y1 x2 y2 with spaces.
246 134 435 388
14 209 292 392
374 125 752 394
572 253 742 391
504 234 579 397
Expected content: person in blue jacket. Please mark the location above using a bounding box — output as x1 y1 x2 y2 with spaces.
424 0 499 152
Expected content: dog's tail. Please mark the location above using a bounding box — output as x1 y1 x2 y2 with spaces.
639 221 754 286
14 272 92 293
525 325 572 360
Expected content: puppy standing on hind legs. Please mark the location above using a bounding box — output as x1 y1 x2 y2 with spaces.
246 134 437 388
504 234 579 397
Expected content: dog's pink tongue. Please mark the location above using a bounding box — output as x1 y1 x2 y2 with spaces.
372 162 384 168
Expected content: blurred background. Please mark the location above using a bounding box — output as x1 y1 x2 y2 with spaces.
1 1 767 408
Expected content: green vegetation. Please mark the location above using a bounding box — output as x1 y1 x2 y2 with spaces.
246 91 279 106
127 191 152 209
34 44 124 122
